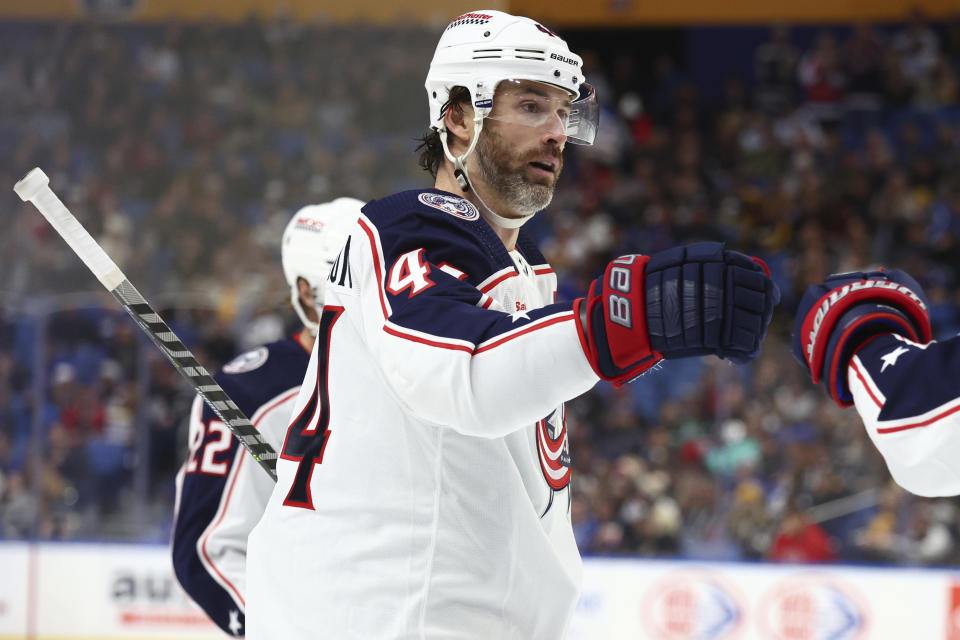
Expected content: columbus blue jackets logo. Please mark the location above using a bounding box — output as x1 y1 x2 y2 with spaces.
537 406 571 490
222 347 269 374
418 193 480 221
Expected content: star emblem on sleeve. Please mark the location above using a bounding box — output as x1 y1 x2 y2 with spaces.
509 309 531 323
228 609 243 636
880 345 910 372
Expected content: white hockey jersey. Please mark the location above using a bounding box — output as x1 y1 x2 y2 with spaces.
172 337 310 636
246 189 599 639
848 331 960 497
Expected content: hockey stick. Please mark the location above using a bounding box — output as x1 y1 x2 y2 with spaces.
14 168 279 481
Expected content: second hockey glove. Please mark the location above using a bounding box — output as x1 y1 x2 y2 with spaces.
575 242 780 387
792 269 932 407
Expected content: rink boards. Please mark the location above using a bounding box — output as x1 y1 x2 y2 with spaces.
2 542 960 639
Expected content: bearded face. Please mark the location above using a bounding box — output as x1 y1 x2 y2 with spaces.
473 119 564 217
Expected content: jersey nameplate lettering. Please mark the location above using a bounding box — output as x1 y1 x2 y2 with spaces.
329 236 353 290
418 193 480 221
222 347 268 374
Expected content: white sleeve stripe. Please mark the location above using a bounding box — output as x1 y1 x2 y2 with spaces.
358 215 393 319
893 333 932 349
875 397 960 434
196 387 300 610
849 356 885 408
382 311 576 356
383 320 475 352
249 387 301 426
437 262 468 280
475 311 575 353
478 267 517 293
851 353 960 435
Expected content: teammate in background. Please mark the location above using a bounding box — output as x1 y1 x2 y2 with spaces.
246 10 779 639
794 269 960 497
170 198 361 637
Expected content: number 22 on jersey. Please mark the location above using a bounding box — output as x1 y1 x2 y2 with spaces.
185 419 232 476
279 306 344 510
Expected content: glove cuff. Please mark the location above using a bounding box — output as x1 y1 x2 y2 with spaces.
574 256 664 388
825 305 920 407
799 279 932 387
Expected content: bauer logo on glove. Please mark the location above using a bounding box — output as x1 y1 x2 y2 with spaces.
607 255 638 329
576 242 780 387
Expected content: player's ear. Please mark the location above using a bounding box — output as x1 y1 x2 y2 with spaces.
444 98 474 148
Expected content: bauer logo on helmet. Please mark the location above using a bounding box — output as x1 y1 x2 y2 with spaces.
550 53 579 67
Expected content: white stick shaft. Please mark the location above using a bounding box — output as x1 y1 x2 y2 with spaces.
14 168 124 290
13 167 279 480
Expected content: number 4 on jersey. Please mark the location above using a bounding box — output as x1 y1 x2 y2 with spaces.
279 306 343 510
387 249 435 297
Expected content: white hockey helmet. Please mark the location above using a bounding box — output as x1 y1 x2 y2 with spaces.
281 197 363 335
425 10 598 146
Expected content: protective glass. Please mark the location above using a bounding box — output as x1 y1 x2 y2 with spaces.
483 79 598 145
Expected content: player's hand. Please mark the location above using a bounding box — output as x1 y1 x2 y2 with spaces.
575 242 780 387
792 269 932 407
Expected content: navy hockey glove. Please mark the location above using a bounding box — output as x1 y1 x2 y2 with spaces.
575 242 781 387
792 269 932 407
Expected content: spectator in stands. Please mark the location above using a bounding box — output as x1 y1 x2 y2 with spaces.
843 23 886 112
797 31 847 127
754 24 799 115
768 503 837 563
901 502 955 565
0 471 37 538
854 484 903 562
892 8 941 96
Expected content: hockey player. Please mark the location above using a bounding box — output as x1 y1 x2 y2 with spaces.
171 198 361 637
793 269 960 497
245 10 780 639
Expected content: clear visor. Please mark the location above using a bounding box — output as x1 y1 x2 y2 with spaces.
482 79 598 146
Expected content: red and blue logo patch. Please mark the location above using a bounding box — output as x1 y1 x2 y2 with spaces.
418 193 480 221
222 347 269 374
537 406 571 490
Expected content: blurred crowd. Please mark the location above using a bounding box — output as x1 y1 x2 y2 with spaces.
2 13 960 565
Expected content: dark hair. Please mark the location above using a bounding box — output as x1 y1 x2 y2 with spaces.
415 86 471 178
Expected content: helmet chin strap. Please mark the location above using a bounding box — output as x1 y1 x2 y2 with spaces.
438 116 536 230
292 288 320 337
